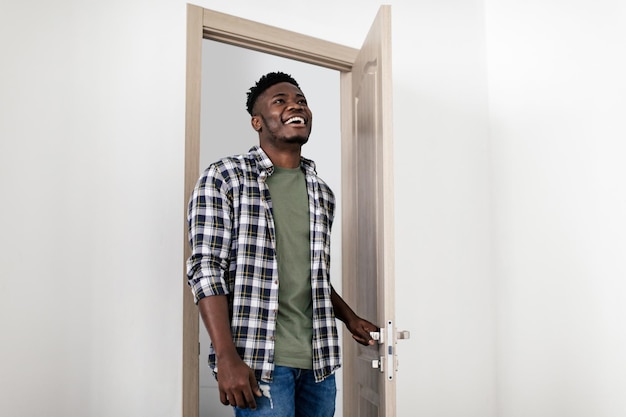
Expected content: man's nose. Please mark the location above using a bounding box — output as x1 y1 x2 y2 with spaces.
287 100 303 110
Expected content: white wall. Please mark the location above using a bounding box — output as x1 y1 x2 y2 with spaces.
391 1 495 415
486 1 626 416
1 2 186 416
15 0 626 416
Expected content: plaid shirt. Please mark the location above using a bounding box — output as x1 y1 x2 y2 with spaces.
186 146 340 383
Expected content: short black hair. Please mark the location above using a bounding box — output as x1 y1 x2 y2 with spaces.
246 72 300 115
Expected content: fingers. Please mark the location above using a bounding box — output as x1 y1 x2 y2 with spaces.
351 326 372 345
219 389 230 406
354 327 367 343
218 366 260 409
364 322 378 345
249 370 263 398
220 386 257 410
241 387 257 410
238 369 259 410
351 319 379 346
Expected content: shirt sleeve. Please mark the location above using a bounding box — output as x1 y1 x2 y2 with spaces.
186 165 233 304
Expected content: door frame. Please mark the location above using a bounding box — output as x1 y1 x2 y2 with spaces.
183 5 390 416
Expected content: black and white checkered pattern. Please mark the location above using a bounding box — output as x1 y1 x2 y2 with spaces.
187 146 341 383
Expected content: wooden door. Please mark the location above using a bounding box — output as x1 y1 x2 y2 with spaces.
341 6 397 417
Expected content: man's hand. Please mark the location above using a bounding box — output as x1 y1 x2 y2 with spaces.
346 316 378 346
330 286 378 346
198 295 262 409
217 352 262 409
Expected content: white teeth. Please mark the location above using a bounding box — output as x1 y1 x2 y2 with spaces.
285 116 306 125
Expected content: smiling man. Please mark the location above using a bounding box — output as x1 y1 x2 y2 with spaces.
186 72 377 417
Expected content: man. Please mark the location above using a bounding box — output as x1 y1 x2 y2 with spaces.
187 72 377 416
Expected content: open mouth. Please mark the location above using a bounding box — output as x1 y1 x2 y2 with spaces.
284 116 307 125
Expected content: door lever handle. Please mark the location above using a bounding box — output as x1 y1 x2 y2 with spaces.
369 330 384 344
397 330 410 340
371 329 410 342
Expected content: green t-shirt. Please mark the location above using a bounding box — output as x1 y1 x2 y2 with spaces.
266 166 313 369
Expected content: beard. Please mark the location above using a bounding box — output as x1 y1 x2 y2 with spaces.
260 114 311 146
282 135 309 145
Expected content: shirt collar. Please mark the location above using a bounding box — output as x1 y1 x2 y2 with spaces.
249 145 317 175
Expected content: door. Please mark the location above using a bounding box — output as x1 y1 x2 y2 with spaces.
340 6 398 417
183 5 400 417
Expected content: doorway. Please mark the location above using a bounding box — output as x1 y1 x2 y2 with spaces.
198 39 343 417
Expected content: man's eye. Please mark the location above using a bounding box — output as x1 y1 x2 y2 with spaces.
273 99 284 104
298 100 307 105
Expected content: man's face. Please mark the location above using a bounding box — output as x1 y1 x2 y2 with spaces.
251 82 313 149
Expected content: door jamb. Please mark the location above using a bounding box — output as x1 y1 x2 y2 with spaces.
183 5 359 417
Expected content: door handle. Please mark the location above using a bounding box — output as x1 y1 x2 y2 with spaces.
370 329 411 343
397 330 410 340
370 321 396 380
369 324 410 379
369 330 384 344
371 357 384 372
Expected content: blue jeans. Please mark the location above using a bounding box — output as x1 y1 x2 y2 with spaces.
235 366 336 417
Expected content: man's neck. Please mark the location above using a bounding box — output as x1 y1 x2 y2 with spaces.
261 145 301 169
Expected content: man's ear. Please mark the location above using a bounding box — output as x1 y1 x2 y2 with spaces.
251 116 262 132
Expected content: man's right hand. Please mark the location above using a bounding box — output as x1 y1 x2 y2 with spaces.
198 295 263 409
217 351 262 409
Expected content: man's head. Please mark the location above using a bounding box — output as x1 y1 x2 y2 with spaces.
248 72 312 150
246 72 300 116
